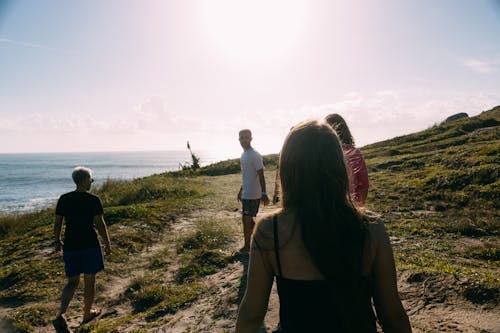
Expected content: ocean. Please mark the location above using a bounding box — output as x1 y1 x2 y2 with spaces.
0 151 226 214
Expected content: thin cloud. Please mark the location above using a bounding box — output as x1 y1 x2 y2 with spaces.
2 113 108 133
0 37 57 50
3 92 499 153
249 91 500 147
460 57 500 74
376 90 400 98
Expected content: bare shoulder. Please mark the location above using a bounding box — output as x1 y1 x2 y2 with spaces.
253 213 277 250
363 210 389 243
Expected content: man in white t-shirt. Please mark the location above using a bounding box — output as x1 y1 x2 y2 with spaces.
237 129 270 253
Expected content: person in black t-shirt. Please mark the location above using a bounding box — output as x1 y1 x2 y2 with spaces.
52 167 111 332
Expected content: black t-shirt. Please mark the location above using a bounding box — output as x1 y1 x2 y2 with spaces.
55 191 104 251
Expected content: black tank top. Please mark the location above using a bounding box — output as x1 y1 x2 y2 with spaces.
272 216 377 333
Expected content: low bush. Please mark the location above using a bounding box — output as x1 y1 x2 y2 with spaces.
95 177 199 206
0 209 53 238
104 205 149 225
177 219 235 254
144 284 203 321
176 250 230 283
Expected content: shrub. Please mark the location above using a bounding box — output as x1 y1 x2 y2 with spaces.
7 305 52 328
131 285 168 312
468 246 499 261
104 205 149 225
177 219 235 253
0 209 53 238
144 284 203 321
95 177 199 206
459 118 500 133
176 250 230 283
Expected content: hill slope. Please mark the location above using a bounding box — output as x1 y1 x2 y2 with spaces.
362 106 499 279
0 106 498 332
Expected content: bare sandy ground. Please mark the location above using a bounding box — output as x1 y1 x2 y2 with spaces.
96 204 499 333
1 172 498 332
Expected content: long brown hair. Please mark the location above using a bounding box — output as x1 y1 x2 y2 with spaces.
324 113 355 146
279 120 366 283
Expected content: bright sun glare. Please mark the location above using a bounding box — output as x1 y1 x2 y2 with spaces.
201 0 309 64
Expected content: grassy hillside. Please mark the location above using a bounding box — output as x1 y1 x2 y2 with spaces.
364 105 499 229
362 106 499 289
0 106 498 332
0 175 220 332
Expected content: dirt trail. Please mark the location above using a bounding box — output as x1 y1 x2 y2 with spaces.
4 220 500 332
156 203 500 333
80 171 500 332
2 171 498 332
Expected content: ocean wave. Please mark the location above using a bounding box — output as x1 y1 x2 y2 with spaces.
0 197 58 214
0 151 227 214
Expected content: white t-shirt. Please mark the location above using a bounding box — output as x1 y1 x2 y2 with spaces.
241 148 264 199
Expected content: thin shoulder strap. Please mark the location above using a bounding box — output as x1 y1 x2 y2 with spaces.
273 215 283 277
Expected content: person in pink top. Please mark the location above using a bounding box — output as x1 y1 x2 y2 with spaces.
325 114 369 206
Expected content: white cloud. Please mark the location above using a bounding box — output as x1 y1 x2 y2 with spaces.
344 91 360 98
0 97 221 138
460 57 500 74
1 113 108 133
135 96 167 117
246 91 500 147
2 92 499 153
0 37 54 50
375 90 400 98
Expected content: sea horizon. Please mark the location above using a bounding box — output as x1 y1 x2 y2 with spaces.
0 149 210 155
0 150 233 215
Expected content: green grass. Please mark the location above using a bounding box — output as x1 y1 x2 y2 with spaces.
142 284 204 321
176 249 232 283
95 176 202 207
175 219 236 283
1 106 499 331
171 153 279 177
0 209 53 238
0 173 208 331
363 106 500 288
4 304 56 332
177 219 236 253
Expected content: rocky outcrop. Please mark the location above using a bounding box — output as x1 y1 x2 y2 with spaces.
444 112 469 123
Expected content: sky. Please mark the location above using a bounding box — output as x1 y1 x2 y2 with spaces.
1 0 500 158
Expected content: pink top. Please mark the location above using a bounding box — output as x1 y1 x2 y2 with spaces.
343 145 369 204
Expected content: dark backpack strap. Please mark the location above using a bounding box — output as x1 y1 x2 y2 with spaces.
273 215 283 277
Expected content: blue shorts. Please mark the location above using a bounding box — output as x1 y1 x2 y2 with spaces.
63 247 104 277
242 199 261 217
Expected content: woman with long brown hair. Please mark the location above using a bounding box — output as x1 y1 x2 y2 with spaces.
235 120 410 332
325 113 369 206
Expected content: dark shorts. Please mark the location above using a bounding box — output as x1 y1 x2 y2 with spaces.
63 247 104 277
242 199 261 217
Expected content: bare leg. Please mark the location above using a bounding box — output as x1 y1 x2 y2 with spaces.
241 215 255 252
82 273 96 321
57 275 80 317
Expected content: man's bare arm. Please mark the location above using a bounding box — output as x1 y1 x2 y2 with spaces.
257 169 270 206
54 215 64 252
94 214 111 255
237 186 243 202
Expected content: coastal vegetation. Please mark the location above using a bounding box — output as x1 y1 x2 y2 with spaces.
0 106 498 332
362 106 499 288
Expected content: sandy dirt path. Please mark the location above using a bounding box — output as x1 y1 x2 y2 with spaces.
1 171 498 332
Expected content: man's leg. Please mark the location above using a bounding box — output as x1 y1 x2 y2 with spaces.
241 214 255 252
54 275 79 331
57 275 80 317
83 273 96 321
